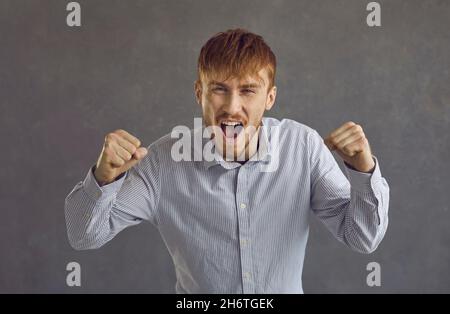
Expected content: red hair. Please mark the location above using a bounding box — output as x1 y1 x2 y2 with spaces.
197 28 277 90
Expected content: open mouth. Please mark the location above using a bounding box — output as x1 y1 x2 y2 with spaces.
219 121 244 140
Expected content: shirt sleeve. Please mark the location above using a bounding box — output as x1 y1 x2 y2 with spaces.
64 145 161 250
308 130 389 254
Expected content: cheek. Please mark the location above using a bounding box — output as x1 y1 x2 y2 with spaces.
202 95 221 118
204 92 217 105
208 93 224 106
203 106 214 120
204 94 224 111
246 95 268 116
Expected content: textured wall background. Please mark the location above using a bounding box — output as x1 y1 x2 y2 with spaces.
0 0 449 293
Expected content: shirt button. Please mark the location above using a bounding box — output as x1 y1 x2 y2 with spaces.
243 272 251 280
240 203 247 209
240 239 248 246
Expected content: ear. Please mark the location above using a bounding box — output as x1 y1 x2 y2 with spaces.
265 86 277 111
194 80 202 106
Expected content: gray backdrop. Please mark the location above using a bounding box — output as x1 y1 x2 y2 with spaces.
1 0 449 293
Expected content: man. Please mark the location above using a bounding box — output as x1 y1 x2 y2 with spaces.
65 29 389 293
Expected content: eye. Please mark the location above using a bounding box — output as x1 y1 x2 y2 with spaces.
212 87 226 93
241 89 255 94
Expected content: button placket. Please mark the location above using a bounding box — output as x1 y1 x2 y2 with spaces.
235 165 255 293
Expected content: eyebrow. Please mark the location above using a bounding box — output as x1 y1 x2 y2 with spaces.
208 81 261 89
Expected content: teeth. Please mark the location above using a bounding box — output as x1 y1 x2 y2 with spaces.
221 121 243 126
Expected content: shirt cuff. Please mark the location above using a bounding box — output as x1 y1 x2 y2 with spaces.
344 156 383 192
82 165 127 202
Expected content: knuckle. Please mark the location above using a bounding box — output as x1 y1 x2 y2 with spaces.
115 158 124 166
105 133 117 144
104 156 111 165
104 146 113 156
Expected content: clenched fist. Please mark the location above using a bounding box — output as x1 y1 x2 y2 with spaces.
94 129 148 186
324 121 375 173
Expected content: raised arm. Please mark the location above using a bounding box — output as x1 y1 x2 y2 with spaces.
64 129 160 250
309 123 389 253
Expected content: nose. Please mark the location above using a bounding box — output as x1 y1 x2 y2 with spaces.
222 92 242 115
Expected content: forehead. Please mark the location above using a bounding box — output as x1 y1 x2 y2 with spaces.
205 68 269 87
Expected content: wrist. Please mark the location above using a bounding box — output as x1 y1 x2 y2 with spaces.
346 158 375 173
93 165 126 186
93 166 112 187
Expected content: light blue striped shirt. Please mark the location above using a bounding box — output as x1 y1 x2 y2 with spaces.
65 117 389 293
